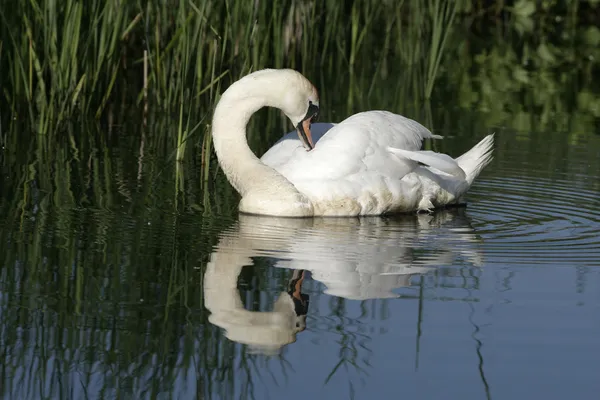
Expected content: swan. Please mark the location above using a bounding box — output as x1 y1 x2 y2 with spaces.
203 211 484 353
212 68 494 217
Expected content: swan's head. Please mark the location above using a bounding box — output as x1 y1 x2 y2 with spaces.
277 70 319 151
220 68 320 151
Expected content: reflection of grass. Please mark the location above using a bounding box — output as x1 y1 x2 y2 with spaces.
1 131 598 399
0 201 316 398
0 192 247 398
322 297 376 387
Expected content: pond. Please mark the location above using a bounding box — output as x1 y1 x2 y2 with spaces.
1 98 600 399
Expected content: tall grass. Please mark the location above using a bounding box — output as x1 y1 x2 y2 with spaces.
0 0 597 199
2 1 597 137
1 0 598 230
0 0 596 216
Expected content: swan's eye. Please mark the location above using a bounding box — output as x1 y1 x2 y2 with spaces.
310 111 319 123
306 100 319 123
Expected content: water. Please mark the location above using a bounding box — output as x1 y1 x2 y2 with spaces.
1 114 600 399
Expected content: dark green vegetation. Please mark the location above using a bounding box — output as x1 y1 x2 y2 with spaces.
1 0 599 216
2 0 599 219
2 0 599 137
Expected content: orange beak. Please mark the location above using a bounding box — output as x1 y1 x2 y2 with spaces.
296 119 315 151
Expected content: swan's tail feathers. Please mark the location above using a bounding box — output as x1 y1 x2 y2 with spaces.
387 147 467 180
430 134 444 140
455 134 495 185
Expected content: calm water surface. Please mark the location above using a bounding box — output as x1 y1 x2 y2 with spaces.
1 119 600 399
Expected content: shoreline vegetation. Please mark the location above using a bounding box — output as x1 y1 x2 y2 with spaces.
1 1 598 136
0 0 598 217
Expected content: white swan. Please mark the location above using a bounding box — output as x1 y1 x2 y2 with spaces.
203 211 484 354
212 69 494 217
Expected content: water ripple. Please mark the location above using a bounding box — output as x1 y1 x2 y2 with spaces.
470 171 600 266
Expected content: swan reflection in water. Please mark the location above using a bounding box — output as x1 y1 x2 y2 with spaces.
203 209 483 354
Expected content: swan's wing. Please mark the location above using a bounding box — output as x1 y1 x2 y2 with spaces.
386 148 466 180
265 111 441 182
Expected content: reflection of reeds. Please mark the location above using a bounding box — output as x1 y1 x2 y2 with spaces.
0 198 320 398
0 185 242 397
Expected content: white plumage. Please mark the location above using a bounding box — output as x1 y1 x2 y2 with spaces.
212 69 494 217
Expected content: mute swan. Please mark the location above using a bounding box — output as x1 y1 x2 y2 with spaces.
204 211 483 353
212 69 494 217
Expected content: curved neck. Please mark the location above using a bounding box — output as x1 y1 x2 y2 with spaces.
203 226 301 352
211 72 298 197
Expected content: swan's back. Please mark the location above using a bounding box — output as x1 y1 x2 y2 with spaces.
261 110 493 216
264 111 439 182
317 111 437 150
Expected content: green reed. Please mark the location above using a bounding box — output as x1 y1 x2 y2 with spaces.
0 0 598 211
0 0 597 243
2 1 597 136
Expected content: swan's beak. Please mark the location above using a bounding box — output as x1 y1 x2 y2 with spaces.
296 119 314 151
288 270 309 316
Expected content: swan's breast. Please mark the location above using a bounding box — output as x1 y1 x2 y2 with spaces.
300 177 422 216
312 197 363 216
